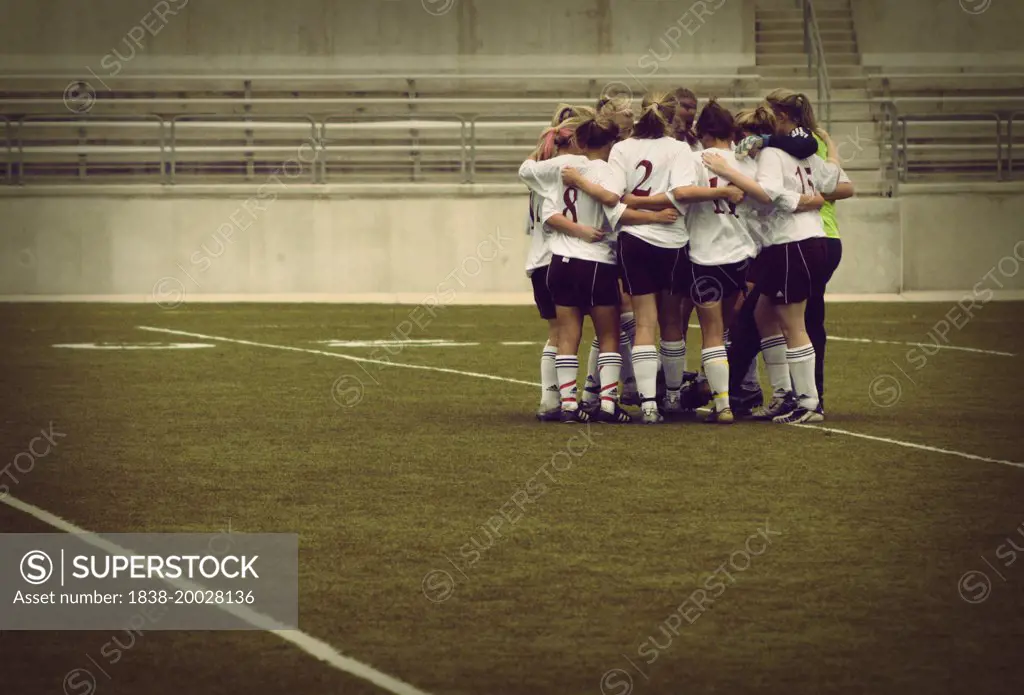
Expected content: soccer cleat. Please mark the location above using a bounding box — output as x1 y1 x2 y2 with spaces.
730 386 764 418
641 404 664 425
661 390 684 415
595 403 634 424
681 379 712 410
560 407 591 424
704 408 735 424
580 399 601 416
752 392 796 420
536 406 562 422
772 406 824 424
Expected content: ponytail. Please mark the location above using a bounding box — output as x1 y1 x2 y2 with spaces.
695 98 735 142
632 92 675 140
536 115 587 160
550 103 595 127
734 106 777 139
765 89 822 138
574 115 620 151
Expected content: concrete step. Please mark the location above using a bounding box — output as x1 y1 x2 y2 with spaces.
756 8 853 21
757 41 859 54
847 174 893 196
756 0 851 9
755 76 869 91
756 65 865 79
756 29 855 42
757 17 854 32
756 52 861 66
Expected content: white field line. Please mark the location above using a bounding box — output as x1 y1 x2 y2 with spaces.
0 494 434 695
137 327 536 388
790 426 1024 469
687 324 1015 357
138 325 1023 469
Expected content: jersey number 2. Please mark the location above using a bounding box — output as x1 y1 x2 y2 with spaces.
632 160 654 196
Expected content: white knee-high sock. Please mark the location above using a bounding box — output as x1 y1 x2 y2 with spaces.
787 344 818 410
660 340 687 392
540 343 559 409
632 345 659 408
556 355 580 411
702 346 730 412
598 352 623 414
760 335 791 397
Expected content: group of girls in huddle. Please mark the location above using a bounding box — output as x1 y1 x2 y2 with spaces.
519 88 853 425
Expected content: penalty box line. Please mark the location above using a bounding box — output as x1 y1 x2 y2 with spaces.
0 494 434 695
138 325 1024 469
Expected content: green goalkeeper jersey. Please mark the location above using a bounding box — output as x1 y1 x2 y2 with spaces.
815 133 841 239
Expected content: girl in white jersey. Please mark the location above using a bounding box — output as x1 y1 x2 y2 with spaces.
766 90 855 414
703 107 847 424
676 100 759 424
577 95 641 410
519 106 595 421
605 92 744 424
540 116 680 424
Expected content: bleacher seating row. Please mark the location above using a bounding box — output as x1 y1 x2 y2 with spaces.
0 73 1023 187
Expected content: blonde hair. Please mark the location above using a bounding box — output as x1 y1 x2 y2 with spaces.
596 95 635 138
765 89 823 138
733 106 777 140
632 92 676 140
550 103 595 127
536 115 587 160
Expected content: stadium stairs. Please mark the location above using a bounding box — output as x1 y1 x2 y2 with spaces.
753 0 886 195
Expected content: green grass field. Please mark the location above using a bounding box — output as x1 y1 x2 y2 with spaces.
2 301 1023 695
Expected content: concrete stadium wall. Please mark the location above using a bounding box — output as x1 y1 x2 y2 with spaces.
3 190 1018 301
0 0 753 74
851 0 1024 69
900 191 1024 293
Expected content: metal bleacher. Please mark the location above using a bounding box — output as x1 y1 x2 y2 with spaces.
1 70 1023 189
867 71 1024 184
0 72 754 186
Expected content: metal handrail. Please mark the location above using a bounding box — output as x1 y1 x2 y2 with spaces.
169 114 318 184
1010 111 1024 177
895 113 1002 183
0 72 755 84
13 113 165 184
7 105 1024 188
0 115 10 183
798 0 832 130
321 115 467 183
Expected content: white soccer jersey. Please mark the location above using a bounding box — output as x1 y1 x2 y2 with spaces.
755 149 846 246
518 158 570 274
684 147 758 265
609 136 696 249
523 192 549 273
541 158 626 265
